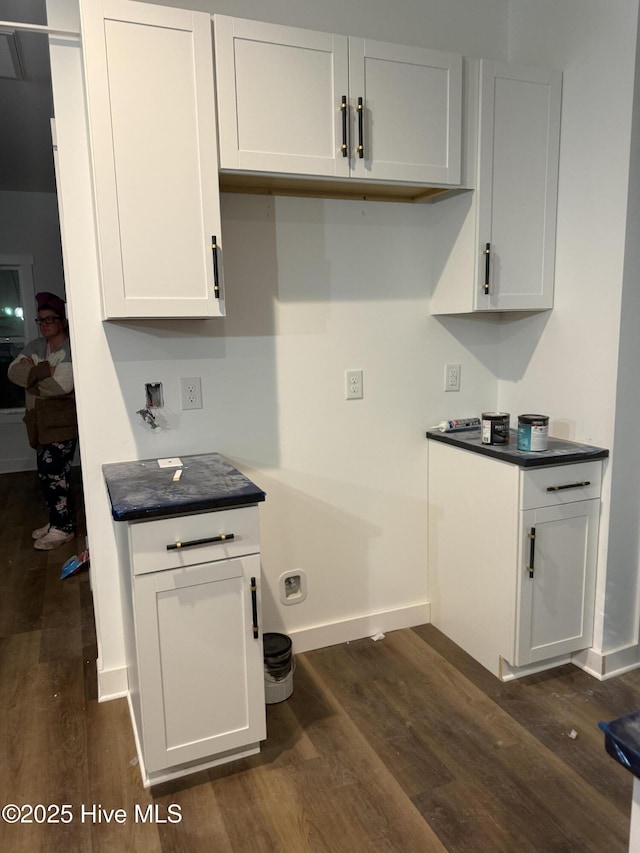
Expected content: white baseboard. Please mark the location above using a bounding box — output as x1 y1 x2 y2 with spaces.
572 644 640 680
97 665 128 701
96 604 431 702
283 602 431 654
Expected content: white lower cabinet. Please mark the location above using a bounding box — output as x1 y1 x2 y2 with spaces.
428 440 602 680
119 506 266 785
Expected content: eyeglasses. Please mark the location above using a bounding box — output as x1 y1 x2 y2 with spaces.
35 316 63 326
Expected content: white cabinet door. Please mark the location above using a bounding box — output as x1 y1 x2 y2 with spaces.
476 61 561 311
134 554 266 773
80 0 225 318
349 39 461 185
430 60 561 315
215 16 350 178
214 16 461 186
516 501 599 666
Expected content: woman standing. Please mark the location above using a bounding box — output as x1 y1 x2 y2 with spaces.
8 292 78 551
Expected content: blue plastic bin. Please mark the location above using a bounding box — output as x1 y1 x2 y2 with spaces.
599 711 640 777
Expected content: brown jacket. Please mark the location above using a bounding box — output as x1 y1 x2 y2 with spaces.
7 338 78 449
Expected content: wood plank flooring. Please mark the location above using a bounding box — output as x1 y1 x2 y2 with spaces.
1 469 639 852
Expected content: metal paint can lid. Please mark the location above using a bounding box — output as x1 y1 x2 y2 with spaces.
518 414 549 425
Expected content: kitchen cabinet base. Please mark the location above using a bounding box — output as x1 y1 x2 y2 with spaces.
127 694 260 789
428 437 605 682
105 456 268 789
499 653 572 683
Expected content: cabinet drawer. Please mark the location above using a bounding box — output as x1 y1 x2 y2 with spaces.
520 461 602 510
129 506 260 575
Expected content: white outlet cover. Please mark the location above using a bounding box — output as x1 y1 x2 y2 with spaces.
444 363 461 392
345 368 363 400
180 377 203 410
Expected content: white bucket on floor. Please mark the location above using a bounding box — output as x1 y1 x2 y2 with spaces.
263 632 294 704
264 666 294 704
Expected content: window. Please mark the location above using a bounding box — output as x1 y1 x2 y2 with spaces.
0 256 36 412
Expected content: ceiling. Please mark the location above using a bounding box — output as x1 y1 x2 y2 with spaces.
0 0 56 193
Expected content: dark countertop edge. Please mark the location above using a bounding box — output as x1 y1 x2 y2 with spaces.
426 429 609 468
110 492 266 522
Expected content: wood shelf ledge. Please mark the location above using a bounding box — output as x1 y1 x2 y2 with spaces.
219 171 472 204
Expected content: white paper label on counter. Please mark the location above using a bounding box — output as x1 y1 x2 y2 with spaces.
157 457 183 468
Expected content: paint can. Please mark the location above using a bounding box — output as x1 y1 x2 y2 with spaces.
517 414 549 452
481 412 510 445
263 632 294 704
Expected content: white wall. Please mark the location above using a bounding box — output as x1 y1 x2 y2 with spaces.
48 0 508 697
103 194 501 643
0 190 65 472
501 0 640 668
148 0 510 59
48 0 640 693
601 9 640 654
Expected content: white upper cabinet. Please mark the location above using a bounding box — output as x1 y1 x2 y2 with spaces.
214 16 462 188
80 0 225 319
431 60 562 314
478 62 562 311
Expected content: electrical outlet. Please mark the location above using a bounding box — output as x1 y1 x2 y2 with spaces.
345 369 363 400
180 377 202 410
444 363 461 392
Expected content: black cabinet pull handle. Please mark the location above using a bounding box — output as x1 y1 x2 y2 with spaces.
546 481 591 492
340 95 348 157
166 533 235 551
527 527 536 579
211 235 221 299
357 97 364 158
251 576 259 639
483 243 491 294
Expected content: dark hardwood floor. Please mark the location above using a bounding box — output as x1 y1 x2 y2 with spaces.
1 469 638 852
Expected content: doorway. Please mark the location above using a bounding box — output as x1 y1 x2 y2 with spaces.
0 1 88 543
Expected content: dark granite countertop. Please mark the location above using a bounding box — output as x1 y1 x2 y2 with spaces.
426 429 608 468
103 452 266 521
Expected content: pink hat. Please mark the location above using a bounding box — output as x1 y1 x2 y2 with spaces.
36 291 66 318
